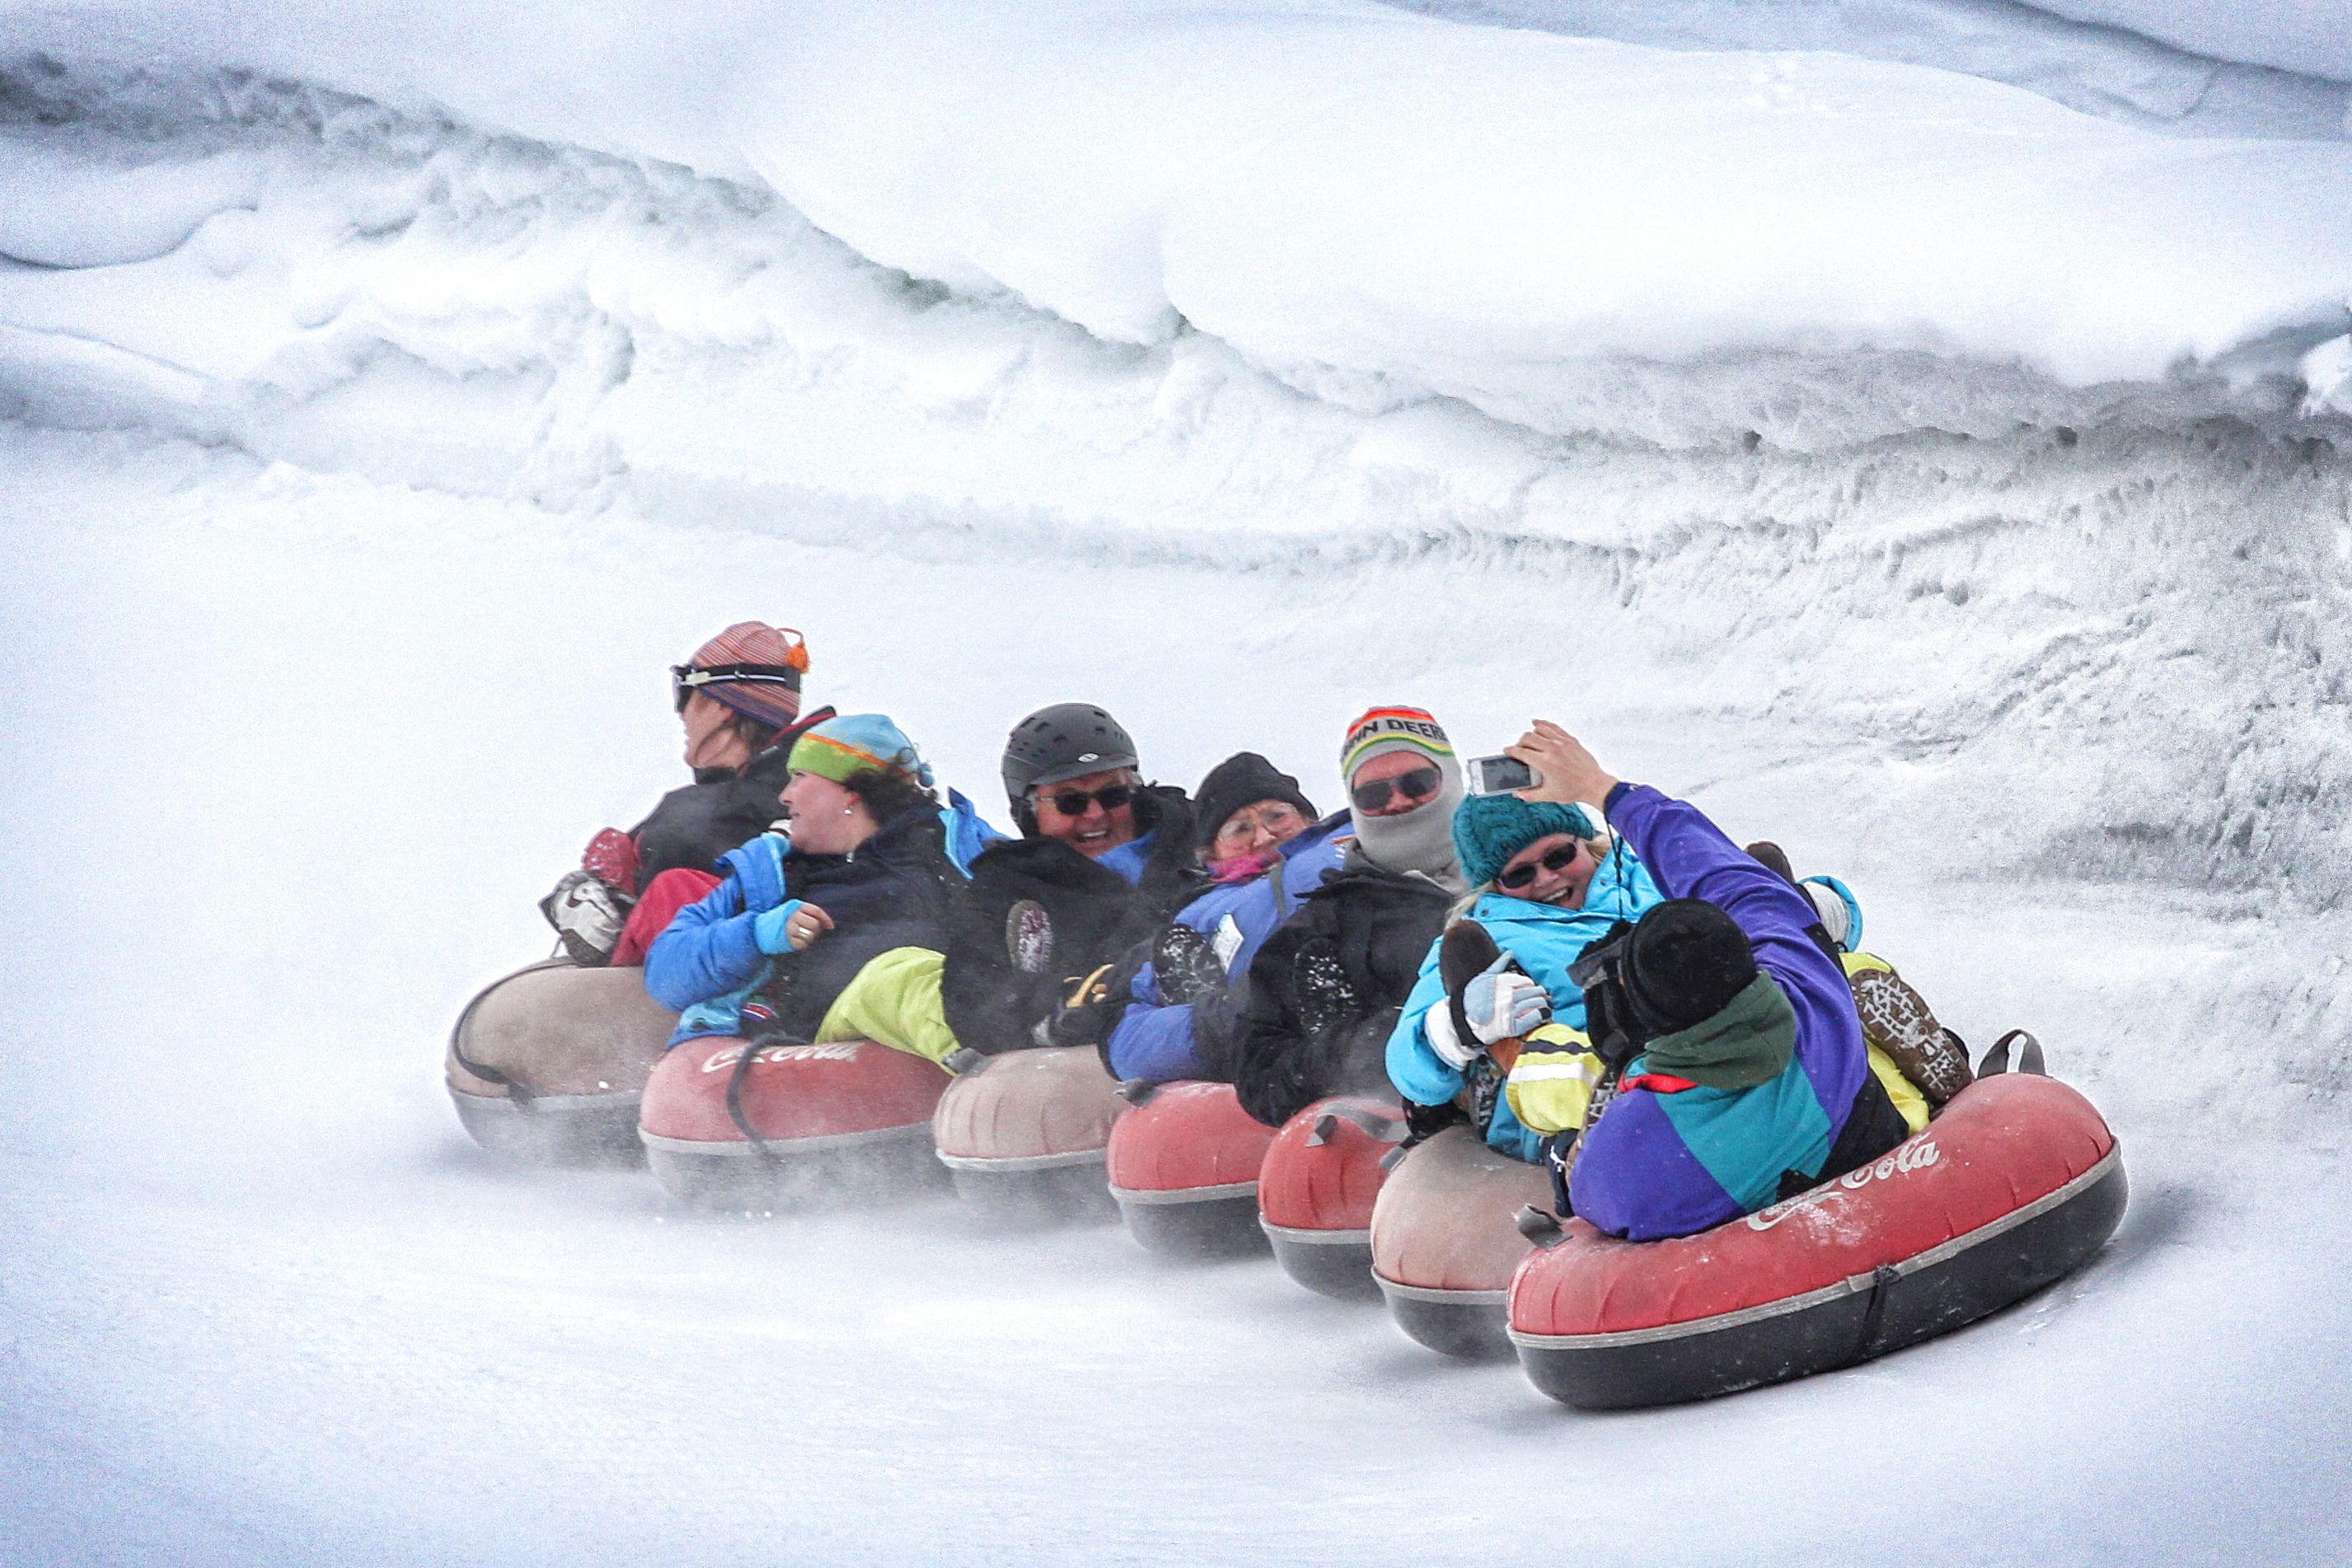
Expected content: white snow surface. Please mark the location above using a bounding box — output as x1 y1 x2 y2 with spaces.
4 424 2349 1566
4 2 2352 447
1 24 2350 1565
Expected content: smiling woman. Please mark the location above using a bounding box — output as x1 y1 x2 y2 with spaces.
935 703 1201 1059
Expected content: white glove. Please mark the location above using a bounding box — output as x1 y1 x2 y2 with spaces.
1424 1003 1478 1070
1463 957 1552 1045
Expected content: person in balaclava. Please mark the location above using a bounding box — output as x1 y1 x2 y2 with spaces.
1381 755 1667 1162
542 621 836 967
1494 719 1917 1240
936 704 1199 1055
1227 708 1476 1129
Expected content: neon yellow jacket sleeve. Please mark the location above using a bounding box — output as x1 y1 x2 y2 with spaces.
1503 1022 1607 1137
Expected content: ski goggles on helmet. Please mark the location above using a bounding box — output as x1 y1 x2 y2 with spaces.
671 662 804 713
1348 765 1442 813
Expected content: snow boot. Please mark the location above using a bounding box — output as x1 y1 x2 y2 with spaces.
1851 966 1975 1105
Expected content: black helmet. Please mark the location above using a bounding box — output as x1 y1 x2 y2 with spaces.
1002 703 1140 814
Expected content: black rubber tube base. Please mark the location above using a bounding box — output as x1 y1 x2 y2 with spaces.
1117 1193 1269 1258
945 1161 1119 1226
451 1088 644 1168
1516 1156 2129 1409
644 1132 948 1213
1267 1233 1380 1300
1379 1279 1514 1360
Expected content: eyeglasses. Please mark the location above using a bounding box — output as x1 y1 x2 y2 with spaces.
1497 842 1586 891
1042 784 1135 817
1350 765 1441 812
1214 803 1303 846
671 662 804 714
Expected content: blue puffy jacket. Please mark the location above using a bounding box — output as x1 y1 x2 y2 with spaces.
1567 785 1878 1241
1105 814 1352 1083
644 806 959 1046
1386 840 1662 1161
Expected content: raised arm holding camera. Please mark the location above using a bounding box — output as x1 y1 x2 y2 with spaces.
1501 721 1913 1241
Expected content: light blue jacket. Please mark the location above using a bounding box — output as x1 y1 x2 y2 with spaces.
1385 840 1662 1161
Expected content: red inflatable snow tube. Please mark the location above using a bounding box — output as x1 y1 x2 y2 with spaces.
1255 1097 1404 1299
1106 1081 1280 1255
638 1036 951 1209
1508 1072 2127 1407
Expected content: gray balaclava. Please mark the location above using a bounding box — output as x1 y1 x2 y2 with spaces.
1340 705 1467 893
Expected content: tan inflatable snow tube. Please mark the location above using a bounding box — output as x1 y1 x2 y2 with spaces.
446 958 677 1165
1370 1125 1555 1359
930 1045 1127 1222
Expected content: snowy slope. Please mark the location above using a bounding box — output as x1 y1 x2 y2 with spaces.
3 423 2348 1568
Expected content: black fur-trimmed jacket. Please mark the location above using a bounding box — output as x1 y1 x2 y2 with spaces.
1230 845 1456 1128
939 785 1200 1053
628 707 836 886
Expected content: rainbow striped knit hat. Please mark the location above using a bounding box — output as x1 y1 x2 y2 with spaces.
1341 705 1455 778
787 714 935 789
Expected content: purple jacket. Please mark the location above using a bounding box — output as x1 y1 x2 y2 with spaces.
1567 784 1873 1241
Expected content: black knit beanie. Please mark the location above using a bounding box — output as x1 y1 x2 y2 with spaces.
1192 751 1318 850
1624 899 1758 1032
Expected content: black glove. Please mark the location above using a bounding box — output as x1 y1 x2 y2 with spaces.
1153 922 1226 1007
1045 962 1124 1048
1287 936 1362 1041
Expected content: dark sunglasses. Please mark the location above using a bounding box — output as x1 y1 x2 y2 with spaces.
1497 842 1585 891
1043 784 1135 817
1350 765 1441 812
671 662 803 714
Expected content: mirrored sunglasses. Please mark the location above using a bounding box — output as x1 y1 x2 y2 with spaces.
1349 765 1441 812
1497 842 1585 891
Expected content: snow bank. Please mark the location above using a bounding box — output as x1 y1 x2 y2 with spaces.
1391 0 2352 142
2026 0 2352 85
1 66 2346 900
3 1 2352 447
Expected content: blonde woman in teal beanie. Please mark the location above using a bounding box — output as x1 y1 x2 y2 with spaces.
1384 790 1664 1163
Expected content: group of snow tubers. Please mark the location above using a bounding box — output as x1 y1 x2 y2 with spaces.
449 620 2126 1410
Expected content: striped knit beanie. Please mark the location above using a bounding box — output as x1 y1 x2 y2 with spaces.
1450 792 1596 891
684 622 808 730
787 714 935 789
1340 705 1455 777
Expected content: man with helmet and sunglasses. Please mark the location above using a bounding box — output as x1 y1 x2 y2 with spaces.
541 622 836 967
936 704 1201 1055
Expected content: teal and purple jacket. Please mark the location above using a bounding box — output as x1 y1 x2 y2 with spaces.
1567 784 1876 1241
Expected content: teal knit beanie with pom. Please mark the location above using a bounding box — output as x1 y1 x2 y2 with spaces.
1450 793 1596 890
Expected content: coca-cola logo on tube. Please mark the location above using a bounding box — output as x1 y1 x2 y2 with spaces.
1745 1137 1940 1231
700 1041 868 1074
